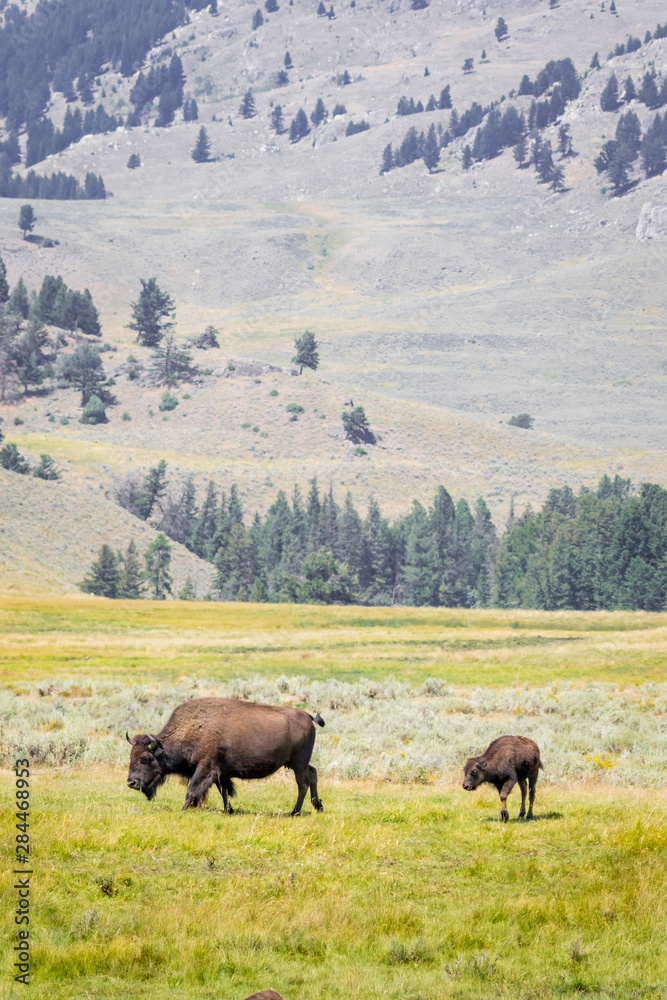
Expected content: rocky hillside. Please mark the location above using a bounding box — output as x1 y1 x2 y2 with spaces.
0 0 666 594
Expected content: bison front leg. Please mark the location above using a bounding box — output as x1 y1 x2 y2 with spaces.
183 765 216 811
498 777 516 823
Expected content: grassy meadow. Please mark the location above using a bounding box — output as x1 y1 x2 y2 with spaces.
1 597 666 999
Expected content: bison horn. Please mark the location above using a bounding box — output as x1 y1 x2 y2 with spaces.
147 735 164 757
126 732 133 744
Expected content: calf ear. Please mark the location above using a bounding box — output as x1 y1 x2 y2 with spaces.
478 761 488 770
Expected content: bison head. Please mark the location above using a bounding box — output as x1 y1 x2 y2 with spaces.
126 733 167 800
462 757 487 791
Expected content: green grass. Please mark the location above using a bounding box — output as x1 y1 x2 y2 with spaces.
2 770 665 999
1 598 665 998
1 598 666 686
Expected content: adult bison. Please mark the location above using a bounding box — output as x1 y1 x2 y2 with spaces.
462 735 542 822
126 697 324 815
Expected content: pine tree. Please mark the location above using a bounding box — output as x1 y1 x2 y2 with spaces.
252 8 264 28
297 548 355 604
462 145 473 170
513 133 528 167
18 204 35 239
289 108 310 142
119 539 144 598
292 329 319 372
0 443 30 475
240 91 256 118
549 164 565 191
590 51 600 70
215 523 257 598
57 342 106 405
136 459 168 521
191 126 211 162
13 319 50 394
81 544 121 598
638 72 660 110
438 85 452 109
403 502 438 606
606 149 631 193
81 394 107 424
144 533 173 599
341 406 375 444
494 17 508 40
379 143 394 174
557 123 573 157
359 496 391 601
271 105 285 133
128 278 175 347
190 480 218 558
265 0 279 11
623 75 637 102
317 0 326 13
338 491 362 576
600 73 619 111
306 477 323 553
641 117 666 177
0 255 8 304
284 51 293 69
310 98 328 126
33 453 60 480
422 123 440 172
178 576 197 600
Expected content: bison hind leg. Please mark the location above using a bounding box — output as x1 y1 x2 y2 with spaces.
518 778 527 819
214 777 236 814
308 764 323 812
527 765 539 820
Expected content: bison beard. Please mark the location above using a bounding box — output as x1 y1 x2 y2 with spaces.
462 735 542 822
126 698 325 816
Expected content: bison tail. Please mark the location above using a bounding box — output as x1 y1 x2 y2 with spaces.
310 712 325 727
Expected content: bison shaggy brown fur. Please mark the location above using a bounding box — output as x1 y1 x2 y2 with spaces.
126 697 324 816
462 735 542 822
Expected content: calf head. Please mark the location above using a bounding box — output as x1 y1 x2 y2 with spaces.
126 733 166 800
462 756 488 791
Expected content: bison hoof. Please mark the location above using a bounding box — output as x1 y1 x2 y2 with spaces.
501 811 509 823
315 801 324 812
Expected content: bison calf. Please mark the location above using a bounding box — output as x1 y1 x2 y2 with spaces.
126 697 324 816
462 735 542 822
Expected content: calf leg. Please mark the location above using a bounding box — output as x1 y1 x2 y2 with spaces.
498 777 516 823
518 778 527 819
527 767 538 820
308 764 323 812
183 765 216 811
